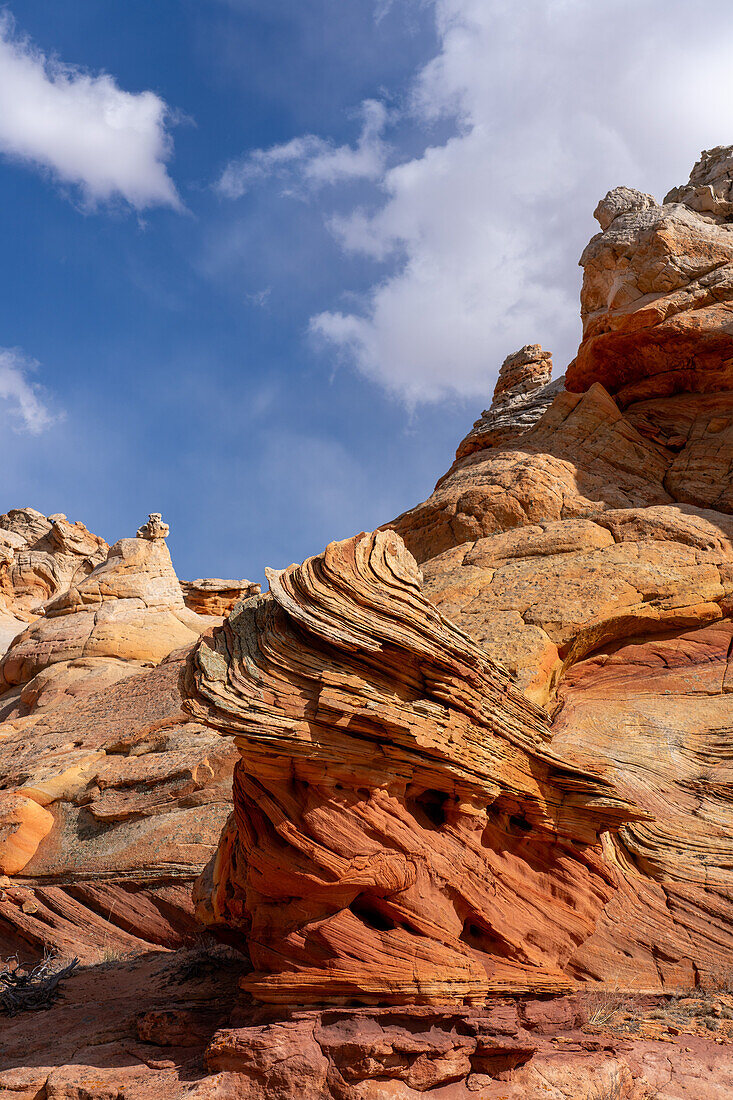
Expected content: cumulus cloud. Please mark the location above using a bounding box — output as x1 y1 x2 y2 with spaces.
0 348 59 434
304 0 733 403
217 98 389 198
0 12 180 210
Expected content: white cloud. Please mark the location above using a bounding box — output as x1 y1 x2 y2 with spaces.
304 0 733 403
0 13 180 210
0 348 59 434
217 99 389 198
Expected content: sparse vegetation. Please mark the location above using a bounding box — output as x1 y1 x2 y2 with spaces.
168 934 247 983
588 1067 625 1100
98 946 127 965
583 989 630 1028
0 952 79 1016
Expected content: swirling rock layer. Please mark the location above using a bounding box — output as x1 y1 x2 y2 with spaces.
184 529 633 1004
386 148 733 992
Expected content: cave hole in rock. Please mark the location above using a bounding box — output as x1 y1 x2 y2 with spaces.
408 787 450 830
460 917 515 960
349 894 398 932
482 803 535 849
509 813 532 834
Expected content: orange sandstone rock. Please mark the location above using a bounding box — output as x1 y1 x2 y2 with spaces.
0 793 54 875
0 524 213 700
183 529 634 1004
567 150 733 405
0 508 107 657
0 516 238 962
382 148 733 993
181 578 261 617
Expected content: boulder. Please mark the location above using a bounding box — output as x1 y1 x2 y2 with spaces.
182 578 261 617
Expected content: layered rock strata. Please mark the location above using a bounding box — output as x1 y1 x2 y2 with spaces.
0 517 239 961
184 529 634 1004
456 344 562 459
7 964 733 1100
0 508 107 656
384 147 733 991
182 578 261 617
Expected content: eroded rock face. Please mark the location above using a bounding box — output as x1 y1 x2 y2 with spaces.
456 344 562 459
183 529 633 1004
181 578 262 617
10 146 733 1098
0 516 238 962
665 144 733 219
390 381 672 565
0 508 107 657
6 964 733 1100
384 149 733 991
567 148 733 405
0 529 212 701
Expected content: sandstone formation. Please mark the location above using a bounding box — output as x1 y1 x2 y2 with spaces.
6 960 733 1100
456 344 563 459
137 512 170 540
384 146 733 993
567 148 733 405
0 517 214 705
182 577 261 617
183 529 635 1004
0 508 107 656
9 147 733 1098
0 516 240 962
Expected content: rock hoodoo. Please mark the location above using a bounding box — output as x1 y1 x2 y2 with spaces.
137 512 170 541
456 344 563 459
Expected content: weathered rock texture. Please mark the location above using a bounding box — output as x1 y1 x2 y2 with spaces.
184 529 634 1004
456 345 563 459
384 146 733 992
10 147 733 1097
182 578 261 617
567 149 733 405
6 958 733 1100
0 526 214 710
0 508 107 656
0 517 239 962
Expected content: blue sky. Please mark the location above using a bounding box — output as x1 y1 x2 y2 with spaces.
2 1 733 583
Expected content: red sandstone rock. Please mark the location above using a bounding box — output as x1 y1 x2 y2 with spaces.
183 529 634 1004
381 148 733 997
567 150 733 405
8 958 733 1100
10 147 733 1096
